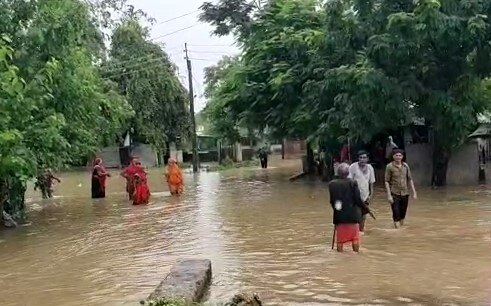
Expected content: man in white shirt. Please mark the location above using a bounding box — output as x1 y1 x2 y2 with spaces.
348 150 376 232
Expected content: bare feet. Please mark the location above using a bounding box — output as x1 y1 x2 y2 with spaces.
394 222 399 229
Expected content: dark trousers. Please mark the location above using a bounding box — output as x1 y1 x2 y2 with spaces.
260 158 268 168
391 194 409 222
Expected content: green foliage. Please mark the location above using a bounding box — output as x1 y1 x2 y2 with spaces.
202 56 242 142
103 19 190 151
0 34 65 217
0 0 191 219
3 0 133 168
199 0 266 39
201 0 491 184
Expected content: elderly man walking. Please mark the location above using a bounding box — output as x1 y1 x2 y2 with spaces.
328 163 365 252
348 150 375 232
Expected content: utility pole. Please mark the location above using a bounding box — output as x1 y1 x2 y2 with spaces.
184 43 199 173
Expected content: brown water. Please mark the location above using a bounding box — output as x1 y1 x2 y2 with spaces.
0 161 490 306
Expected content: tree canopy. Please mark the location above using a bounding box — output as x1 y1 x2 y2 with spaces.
201 0 491 184
103 19 190 151
0 0 189 221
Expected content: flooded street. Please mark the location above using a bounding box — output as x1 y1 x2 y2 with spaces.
0 160 490 306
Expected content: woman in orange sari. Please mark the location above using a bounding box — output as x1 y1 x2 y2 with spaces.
165 158 183 196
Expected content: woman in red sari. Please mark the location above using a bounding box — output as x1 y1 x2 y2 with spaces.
165 158 184 196
121 158 139 200
92 158 111 199
132 172 150 205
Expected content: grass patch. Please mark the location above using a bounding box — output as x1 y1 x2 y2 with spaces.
206 159 258 172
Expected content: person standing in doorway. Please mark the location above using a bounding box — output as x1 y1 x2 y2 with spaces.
328 163 365 252
348 151 375 232
385 149 417 228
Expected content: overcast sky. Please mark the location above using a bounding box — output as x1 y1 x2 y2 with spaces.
127 0 239 112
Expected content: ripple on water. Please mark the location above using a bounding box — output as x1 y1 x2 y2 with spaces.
1 168 491 305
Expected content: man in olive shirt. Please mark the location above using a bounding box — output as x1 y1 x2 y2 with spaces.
385 149 417 228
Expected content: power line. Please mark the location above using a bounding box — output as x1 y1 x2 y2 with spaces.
187 58 220 62
102 56 170 76
189 50 236 55
100 51 228 79
100 48 231 76
151 24 199 41
99 46 180 67
157 10 199 25
188 44 235 47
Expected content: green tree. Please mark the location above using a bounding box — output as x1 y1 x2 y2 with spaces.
312 0 491 185
8 0 132 166
0 35 66 220
199 0 267 39
0 0 133 223
202 56 242 143
201 0 491 185
103 19 190 153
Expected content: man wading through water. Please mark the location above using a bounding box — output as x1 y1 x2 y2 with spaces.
385 149 417 228
329 163 365 252
348 151 375 232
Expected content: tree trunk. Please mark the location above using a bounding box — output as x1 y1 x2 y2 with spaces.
322 153 334 182
306 143 315 174
281 138 285 160
0 178 23 228
431 147 450 187
3 177 26 221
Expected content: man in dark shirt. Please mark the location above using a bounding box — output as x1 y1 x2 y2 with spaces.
328 163 364 252
258 147 269 169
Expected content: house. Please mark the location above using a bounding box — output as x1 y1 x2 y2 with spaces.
404 121 482 186
95 131 161 168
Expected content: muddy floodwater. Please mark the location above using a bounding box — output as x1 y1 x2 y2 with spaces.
0 160 490 306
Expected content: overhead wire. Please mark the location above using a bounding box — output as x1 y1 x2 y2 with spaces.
150 24 200 41
94 9 237 79
156 10 199 25
100 47 236 78
189 50 236 55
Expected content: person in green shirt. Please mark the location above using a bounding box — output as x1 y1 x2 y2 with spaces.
384 149 417 228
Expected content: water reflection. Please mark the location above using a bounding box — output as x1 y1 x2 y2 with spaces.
0 164 490 306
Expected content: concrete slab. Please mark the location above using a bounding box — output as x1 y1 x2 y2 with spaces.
148 259 212 303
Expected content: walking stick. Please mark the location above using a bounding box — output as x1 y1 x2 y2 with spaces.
331 226 336 250
361 201 377 220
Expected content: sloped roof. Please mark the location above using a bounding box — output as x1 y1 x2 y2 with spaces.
469 124 491 138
